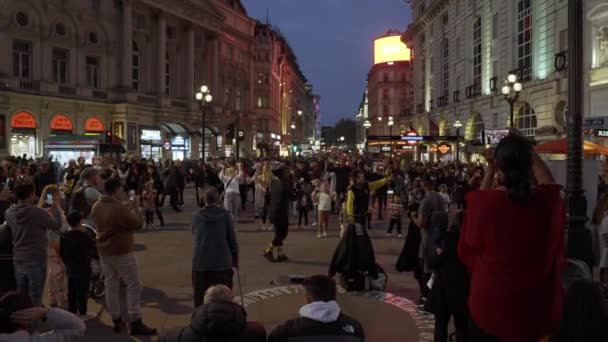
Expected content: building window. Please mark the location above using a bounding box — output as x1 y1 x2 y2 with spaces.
471 113 485 140
401 72 406 81
52 48 69 84
383 88 389 100
517 0 532 69
88 32 99 45
165 53 170 96
492 13 499 39
132 41 140 91
383 73 389 82
443 39 449 96
86 56 99 88
55 23 67 36
383 105 389 116
517 102 537 136
12 40 32 79
15 12 29 27
257 96 263 108
235 90 241 111
473 17 482 86
492 113 499 128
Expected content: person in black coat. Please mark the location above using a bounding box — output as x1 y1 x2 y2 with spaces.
263 166 295 262
329 222 378 292
427 204 469 342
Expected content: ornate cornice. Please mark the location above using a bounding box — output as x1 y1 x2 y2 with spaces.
402 0 450 44
139 0 224 32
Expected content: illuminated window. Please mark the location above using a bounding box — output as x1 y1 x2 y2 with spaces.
473 17 482 86
132 41 139 91
471 113 485 140
13 40 32 79
257 96 262 108
517 0 532 69
517 103 537 136
52 48 69 84
443 39 449 96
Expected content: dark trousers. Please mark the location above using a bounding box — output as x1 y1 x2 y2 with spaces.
155 194 164 225
145 210 154 226
178 186 184 206
239 184 248 209
298 208 309 226
413 258 431 300
272 216 289 247
261 203 269 224
387 217 402 234
192 269 234 308
67 272 91 315
434 297 468 342
468 316 501 341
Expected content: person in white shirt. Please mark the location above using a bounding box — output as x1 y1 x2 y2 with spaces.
316 183 332 239
219 163 243 225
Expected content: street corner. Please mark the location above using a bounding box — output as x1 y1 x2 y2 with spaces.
236 286 435 342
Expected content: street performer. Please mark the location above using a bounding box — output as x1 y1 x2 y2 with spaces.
263 165 295 262
346 168 389 230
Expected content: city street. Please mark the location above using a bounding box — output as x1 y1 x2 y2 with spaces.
78 187 434 342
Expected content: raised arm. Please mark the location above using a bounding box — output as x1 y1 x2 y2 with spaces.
532 150 555 185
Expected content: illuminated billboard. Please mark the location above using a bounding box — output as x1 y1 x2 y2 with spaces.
374 35 411 65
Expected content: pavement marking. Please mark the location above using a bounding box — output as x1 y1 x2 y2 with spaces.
235 286 435 342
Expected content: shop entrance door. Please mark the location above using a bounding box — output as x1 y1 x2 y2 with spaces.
11 132 36 157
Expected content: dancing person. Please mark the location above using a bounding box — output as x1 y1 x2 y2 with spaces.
316 182 332 238
264 166 295 262
254 164 273 231
219 163 242 224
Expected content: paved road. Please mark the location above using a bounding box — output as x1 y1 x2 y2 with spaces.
68 187 433 341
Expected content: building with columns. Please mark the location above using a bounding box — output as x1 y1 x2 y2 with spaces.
402 0 608 161
0 0 315 162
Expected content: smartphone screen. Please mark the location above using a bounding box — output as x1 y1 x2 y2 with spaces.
46 193 53 205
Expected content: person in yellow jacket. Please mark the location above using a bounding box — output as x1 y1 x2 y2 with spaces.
345 169 390 230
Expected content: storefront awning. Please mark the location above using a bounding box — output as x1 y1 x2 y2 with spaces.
160 123 189 136
536 138 608 155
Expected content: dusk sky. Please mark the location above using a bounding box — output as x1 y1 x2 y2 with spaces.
241 0 412 126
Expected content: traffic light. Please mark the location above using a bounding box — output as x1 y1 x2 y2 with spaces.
237 129 245 142
105 130 112 143
226 124 235 142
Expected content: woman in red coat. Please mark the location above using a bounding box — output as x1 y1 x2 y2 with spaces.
459 134 566 342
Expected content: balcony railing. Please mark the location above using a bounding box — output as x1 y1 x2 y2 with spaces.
58 85 76 95
19 79 40 91
465 83 481 98
555 51 567 72
171 99 188 109
509 65 532 82
92 90 108 99
416 103 425 113
453 90 460 102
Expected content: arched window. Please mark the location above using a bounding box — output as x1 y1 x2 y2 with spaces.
471 113 485 140
517 103 537 136
473 17 482 87
132 41 140 91
165 52 170 96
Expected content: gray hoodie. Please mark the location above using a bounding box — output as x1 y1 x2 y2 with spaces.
192 206 238 272
7 204 62 261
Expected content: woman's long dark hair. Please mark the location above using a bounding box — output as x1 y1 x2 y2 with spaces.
495 134 533 205
552 280 608 342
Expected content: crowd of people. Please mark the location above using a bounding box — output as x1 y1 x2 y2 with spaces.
0 129 607 341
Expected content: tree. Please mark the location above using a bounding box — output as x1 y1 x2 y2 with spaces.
322 119 357 146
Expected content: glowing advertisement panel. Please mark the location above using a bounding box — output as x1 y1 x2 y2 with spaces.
374 36 411 65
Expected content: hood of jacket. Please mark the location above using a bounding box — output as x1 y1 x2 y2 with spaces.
299 301 341 323
194 206 229 224
189 301 247 338
6 204 35 227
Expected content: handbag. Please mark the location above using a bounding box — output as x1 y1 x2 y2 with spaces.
219 176 235 203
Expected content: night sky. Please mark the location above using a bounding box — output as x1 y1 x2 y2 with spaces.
241 0 412 126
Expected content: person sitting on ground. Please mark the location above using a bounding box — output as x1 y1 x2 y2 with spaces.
191 187 238 308
160 285 266 342
268 275 365 342
0 291 86 341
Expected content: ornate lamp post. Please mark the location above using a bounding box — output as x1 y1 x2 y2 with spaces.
290 123 296 156
195 85 213 162
501 73 523 128
453 119 463 163
388 116 394 158
377 116 383 135
363 119 371 156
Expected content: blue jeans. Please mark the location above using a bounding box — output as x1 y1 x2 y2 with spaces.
14 259 47 306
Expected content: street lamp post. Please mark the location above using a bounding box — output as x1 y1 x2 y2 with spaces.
501 74 523 128
195 85 213 162
290 123 296 157
388 116 394 158
566 0 592 269
377 116 383 135
453 119 463 163
363 119 371 156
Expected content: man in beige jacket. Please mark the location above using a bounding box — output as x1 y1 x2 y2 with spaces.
91 177 156 336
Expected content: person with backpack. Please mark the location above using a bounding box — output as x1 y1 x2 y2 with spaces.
70 168 101 227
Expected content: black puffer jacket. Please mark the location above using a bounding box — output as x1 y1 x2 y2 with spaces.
161 301 265 342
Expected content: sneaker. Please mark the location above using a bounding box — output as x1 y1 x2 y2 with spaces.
129 319 157 336
387 233 392 237
398 234 403 238
276 254 288 262
323 232 327 237
317 233 322 239
263 250 276 262
112 318 125 333
312 222 318 227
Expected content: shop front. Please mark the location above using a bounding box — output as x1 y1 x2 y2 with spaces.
10 111 37 157
140 128 163 160
160 123 191 160
84 117 105 136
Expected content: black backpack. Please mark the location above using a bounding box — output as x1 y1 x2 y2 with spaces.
71 185 93 218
